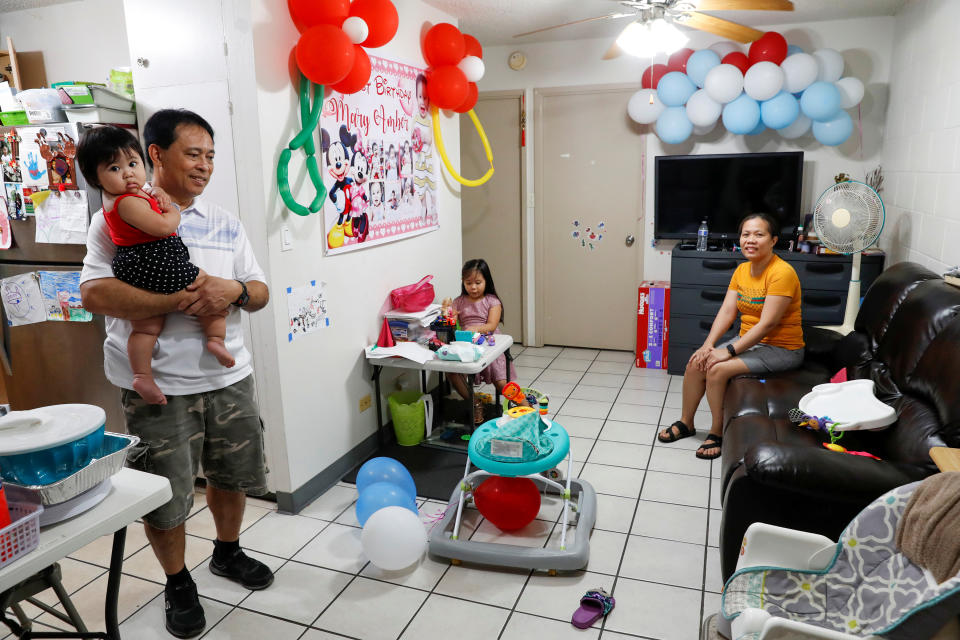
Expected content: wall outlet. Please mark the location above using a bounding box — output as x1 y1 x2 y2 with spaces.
358 394 372 413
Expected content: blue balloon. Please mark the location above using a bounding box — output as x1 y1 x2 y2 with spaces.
747 121 766 135
657 71 697 107
786 44 804 57
722 93 760 134
685 50 721 88
355 457 417 498
812 110 854 146
655 107 693 144
800 81 842 122
356 481 418 526
761 91 800 129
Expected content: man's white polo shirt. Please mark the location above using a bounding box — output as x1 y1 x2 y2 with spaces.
80 195 266 395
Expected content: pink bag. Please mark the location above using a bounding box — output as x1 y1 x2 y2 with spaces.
390 275 435 312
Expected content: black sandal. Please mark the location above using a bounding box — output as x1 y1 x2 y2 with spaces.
696 434 723 460
658 420 696 443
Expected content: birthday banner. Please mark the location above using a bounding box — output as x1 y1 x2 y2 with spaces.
320 55 439 255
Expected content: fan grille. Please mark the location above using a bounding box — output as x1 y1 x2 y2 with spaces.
812 181 884 254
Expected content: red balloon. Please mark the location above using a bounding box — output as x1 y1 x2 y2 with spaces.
721 51 750 74
748 31 788 66
348 0 399 48
426 65 468 110
473 477 541 531
463 34 483 59
288 0 349 32
296 24 356 86
667 48 695 73
423 23 466 67
329 46 371 94
641 63 669 90
454 82 478 113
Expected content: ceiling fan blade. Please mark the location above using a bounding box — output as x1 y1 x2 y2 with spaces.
677 12 765 43
512 12 633 38
695 0 794 10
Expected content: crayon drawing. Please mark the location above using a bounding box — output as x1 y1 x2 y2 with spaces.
1 272 46 326
37 270 91 322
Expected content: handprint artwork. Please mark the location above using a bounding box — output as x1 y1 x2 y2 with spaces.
25 151 46 181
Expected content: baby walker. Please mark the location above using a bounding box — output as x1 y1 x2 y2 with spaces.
427 405 597 572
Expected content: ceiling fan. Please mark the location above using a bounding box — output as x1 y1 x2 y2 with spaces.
512 0 794 60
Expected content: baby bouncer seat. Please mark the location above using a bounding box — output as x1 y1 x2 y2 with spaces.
717 473 960 640
427 407 597 571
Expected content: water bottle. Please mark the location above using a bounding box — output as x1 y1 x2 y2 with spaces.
696 219 709 251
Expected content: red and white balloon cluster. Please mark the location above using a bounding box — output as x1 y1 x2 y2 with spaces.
291 0 399 94
421 23 485 113
628 32 865 147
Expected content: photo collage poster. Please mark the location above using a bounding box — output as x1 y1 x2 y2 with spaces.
320 55 439 255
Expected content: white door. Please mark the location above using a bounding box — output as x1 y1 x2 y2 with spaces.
536 86 644 350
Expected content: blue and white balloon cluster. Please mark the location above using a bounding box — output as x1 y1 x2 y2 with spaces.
627 32 863 147
354 457 426 570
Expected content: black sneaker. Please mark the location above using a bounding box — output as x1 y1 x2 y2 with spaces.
164 580 205 639
209 548 274 590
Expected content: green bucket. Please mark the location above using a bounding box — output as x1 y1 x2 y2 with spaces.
388 391 426 446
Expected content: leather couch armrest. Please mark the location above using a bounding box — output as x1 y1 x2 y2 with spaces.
744 442 917 503
801 326 844 372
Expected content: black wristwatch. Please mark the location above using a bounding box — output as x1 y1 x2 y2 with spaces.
726 343 737 357
232 280 249 307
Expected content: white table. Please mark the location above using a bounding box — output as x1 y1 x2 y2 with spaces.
367 335 515 448
0 468 172 639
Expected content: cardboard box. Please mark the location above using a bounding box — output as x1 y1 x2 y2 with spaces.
636 281 670 369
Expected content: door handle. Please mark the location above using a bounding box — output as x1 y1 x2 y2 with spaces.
625 235 635 246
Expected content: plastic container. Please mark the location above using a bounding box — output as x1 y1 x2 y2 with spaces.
0 481 10 529
388 391 427 446
63 105 136 125
0 405 106 486
0 498 42 569
0 111 28 126
90 85 135 111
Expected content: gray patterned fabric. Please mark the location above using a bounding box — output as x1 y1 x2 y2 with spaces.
722 482 960 639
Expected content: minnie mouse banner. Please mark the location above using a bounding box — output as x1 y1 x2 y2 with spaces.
320 54 439 255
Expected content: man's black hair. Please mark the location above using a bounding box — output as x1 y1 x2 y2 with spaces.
142 109 215 168
76 125 145 189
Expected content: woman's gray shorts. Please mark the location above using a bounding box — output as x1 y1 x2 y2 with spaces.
720 340 805 374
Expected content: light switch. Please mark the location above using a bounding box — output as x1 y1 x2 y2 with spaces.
280 225 293 251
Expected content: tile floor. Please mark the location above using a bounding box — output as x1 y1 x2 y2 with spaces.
9 346 725 640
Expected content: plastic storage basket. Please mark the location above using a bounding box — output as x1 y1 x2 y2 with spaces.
388 391 427 446
0 500 43 569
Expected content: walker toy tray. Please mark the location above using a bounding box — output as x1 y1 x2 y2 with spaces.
798 379 896 431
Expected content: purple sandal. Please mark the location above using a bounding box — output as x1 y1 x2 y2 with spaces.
571 587 615 629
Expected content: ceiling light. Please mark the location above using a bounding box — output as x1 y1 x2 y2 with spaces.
616 18 689 58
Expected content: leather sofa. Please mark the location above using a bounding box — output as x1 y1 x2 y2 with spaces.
718 262 960 580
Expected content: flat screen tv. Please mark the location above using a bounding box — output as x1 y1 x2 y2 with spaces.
654 151 803 243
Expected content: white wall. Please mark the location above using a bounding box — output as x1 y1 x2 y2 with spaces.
879 0 960 272
478 16 895 343
0 0 129 85
243 0 464 494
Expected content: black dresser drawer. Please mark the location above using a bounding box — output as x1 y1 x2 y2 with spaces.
801 289 846 323
671 315 739 347
668 344 695 375
672 255 742 286
671 285 730 316
794 260 852 291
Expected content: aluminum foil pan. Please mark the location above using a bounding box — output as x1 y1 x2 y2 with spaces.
4 432 139 506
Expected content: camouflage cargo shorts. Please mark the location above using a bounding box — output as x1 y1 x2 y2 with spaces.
122 375 268 530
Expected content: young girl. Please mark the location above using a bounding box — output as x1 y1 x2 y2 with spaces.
76 125 234 406
447 259 517 417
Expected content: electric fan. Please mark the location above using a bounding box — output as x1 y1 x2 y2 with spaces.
812 180 885 334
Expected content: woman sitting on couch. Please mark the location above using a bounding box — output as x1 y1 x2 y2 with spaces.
659 213 805 460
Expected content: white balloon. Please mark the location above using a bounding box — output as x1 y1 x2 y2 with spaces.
777 113 812 139
780 53 818 94
342 16 369 45
361 506 427 571
703 64 744 104
812 48 844 83
693 121 717 135
743 61 784 101
458 56 485 83
686 89 722 126
627 89 665 124
709 41 740 59
835 76 864 109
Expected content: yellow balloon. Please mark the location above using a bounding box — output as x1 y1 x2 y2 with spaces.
431 105 494 187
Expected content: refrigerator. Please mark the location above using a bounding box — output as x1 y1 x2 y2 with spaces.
0 122 124 430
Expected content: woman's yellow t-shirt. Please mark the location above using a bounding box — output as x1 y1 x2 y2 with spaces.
728 254 804 350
